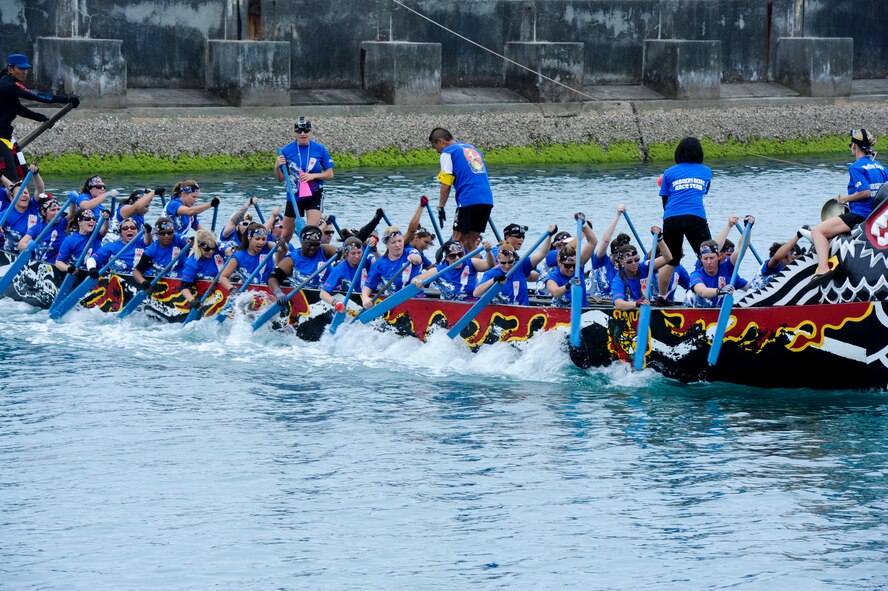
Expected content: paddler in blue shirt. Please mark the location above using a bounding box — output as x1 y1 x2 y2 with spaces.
361 226 423 308
164 179 218 238
132 217 188 286
429 127 494 254
320 236 374 311
85 217 149 276
266 225 337 307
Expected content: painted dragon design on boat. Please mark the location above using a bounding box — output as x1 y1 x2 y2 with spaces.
3 190 888 391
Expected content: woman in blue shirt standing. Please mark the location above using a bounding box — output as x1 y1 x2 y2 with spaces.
655 137 713 304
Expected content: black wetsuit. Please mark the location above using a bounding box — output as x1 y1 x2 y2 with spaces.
0 72 73 180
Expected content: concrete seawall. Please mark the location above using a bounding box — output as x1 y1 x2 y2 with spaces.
16 90 888 167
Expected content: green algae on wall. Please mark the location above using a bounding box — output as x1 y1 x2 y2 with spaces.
34 136 848 175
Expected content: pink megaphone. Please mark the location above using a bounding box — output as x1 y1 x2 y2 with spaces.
298 174 313 198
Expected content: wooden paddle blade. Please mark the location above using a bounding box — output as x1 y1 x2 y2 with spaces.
707 293 735 366
633 304 652 371
447 283 502 340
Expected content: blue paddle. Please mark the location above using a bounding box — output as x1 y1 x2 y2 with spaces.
117 245 191 320
326 214 345 241
182 253 235 325
447 228 551 340
251 252 341 331
569 216 584 348
210 203 219 233
380 211 393 227
0 193 75 296
252 201 265 223
329 246 373 334
487 216 503 242
633 231 661 371
49 216 105 313
622 210 648 257
279 148 306 235
424 201 445 244
50 229 146 320
357 245 483 324
708 218 754 366
216 242 280 324
0 169 35 229
733 223 763 265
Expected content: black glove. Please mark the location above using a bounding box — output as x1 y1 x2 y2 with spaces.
138 279 152 291
143 223 152 234
66 265 77 275
438 207 446 227
189 298 202 310
375 208 385 222
326 214 336 226
210 197 220 207
549 224 559 236
273 288 288 308
88 268 100 280
68 96 80 108
494 270 508 283
154 187 166 197
35 113 49 123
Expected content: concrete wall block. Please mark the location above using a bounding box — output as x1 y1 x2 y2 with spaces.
504 42 584 102
34 37 127 108
206 40 291 107
361 41 441 105
643 40 721 99
776 37 853 97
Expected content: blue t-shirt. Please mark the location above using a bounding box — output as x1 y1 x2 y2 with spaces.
24 217 68 263
92 238 145 274
283 244 329 288
659 162 712 219
847 156 888 218
0 202 40 251
610 261 653 303
659 263 691 301
281 140 335 198
440 142 494 207
364 250 421 295
322 258 370 294
165 198 199 237
546 267 586 308
57 232 98 268
75 192 107 217
430 257 484 301
231 247 275 285
479 266 529 306
686 260 745 308
141 235 188 277
181 251 226 283
591 253 618 299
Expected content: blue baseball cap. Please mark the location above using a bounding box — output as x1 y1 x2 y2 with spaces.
7 54 32 69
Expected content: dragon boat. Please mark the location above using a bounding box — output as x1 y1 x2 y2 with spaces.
2 191 888 391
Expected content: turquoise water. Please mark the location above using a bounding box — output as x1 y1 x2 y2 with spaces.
2 158 886 589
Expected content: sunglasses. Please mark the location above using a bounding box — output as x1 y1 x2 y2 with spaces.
510 232 526 239
90 184 106 190
562 263 576 269
295 127 311 134
157 230 174 236
623 257 640 265
446 252 462 260
80 215 96 221
323 230 335 236
120 225 138 231
199 242 214 251
498 259 515 266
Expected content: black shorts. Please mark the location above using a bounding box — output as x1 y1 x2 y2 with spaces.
839 211 865 229
284 189 323 218
662 214 712 265
453 203 493 234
